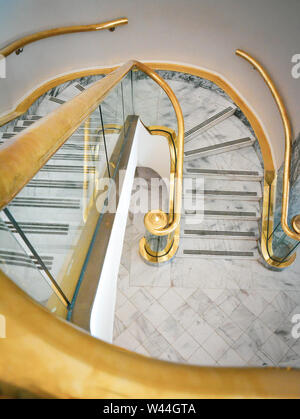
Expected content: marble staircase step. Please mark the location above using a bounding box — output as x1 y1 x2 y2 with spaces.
24 115 42 120
184 143 263 177
16 118 104 128
184 137 255 160
183 199 260 221
185 106 236 143
24 113 102 122
183 178 262 201
35 94 106 117
18 179 88 198
4 220 82 249
184 168 263 182
0 132 119 153
8 199 83 223
55 83 85 101
183 189 260 202
39 164 96 174
15 120 120 136
177 237 259 260
181 218 259 240
12 125 104 137
0 248 54 271
36 96 65 115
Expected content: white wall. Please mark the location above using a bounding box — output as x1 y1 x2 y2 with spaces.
138 132 170 180
1 0 300 168
90 121 168 342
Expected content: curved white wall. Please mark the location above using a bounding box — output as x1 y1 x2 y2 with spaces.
1 0 300 168
90 120 169 342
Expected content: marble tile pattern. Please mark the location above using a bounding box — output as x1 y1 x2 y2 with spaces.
112 72 300 368
114 207 300 368
1 67 299 367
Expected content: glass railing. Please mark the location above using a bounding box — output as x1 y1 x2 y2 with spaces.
0 213 65 312
0 61 184 318
236 49 300 269
264 140 300 266
132 69 180 263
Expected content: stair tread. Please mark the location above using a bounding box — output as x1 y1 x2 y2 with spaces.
185 106 236 141
177 237 259 259
181 218 259 239
55 83 85 101
185 137 253 157
183 197 260 221
185 146 263 175
183 229 256 237
186 189 258 196
185 168 260 176
185 113 253 145
182 249 257 258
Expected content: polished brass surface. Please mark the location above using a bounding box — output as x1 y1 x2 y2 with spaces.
143 63 280 267
236 49 300 242
135 63 184 239
260 178 296 268
0 61 184 241
72 117 138 330
0 60 134 210
139 228 180 264
148 62 275 175
0 67 117 127
1 269 300 398
0 61 274 176
0 59 281 267
144 210 168 231
0 58 294 268
292 215 300 235
1 59 300 398
139 125 179 263
0 18 128 57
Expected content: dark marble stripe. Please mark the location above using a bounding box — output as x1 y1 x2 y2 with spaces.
187 189 258 197
49 96 65 104
185 107 234 137
185 210 257 217
184 229 256 237
186 168 260 176
184 137 252 156
183 249 254 257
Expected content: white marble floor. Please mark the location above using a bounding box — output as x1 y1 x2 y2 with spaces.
113 190 300 368
112 72 300 369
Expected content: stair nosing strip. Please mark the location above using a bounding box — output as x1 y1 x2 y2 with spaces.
185 168 260 176
183 249 255 257
184 210 258 217
183 229 256 237
186 189 258 197
185 106 234 137
184 137 252 156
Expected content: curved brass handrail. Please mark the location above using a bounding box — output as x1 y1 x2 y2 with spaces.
0 17 128 57
236 49 300 242
136 63 184 237
0 60 184 238
1 269 300 398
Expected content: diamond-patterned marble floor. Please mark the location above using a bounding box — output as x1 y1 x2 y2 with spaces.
113 210 300 368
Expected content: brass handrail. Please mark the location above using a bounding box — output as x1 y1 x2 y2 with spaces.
136 63 184 237
0 18 128 57
0 60 184 238
0 59 133 209
236 49 300 242
1 269 300 398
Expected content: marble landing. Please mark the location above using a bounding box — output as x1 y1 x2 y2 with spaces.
113 210 300 368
